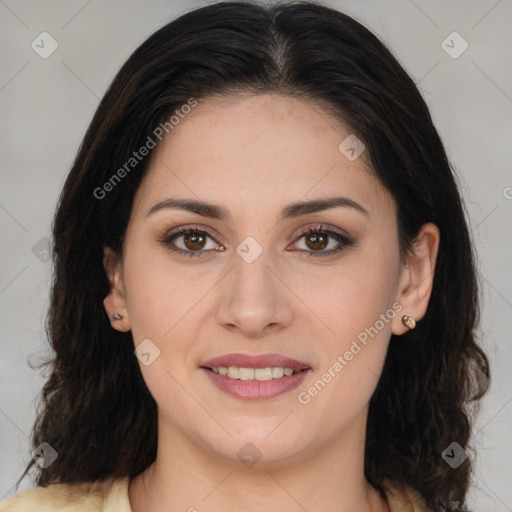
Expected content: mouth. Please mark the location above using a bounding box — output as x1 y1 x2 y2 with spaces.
200 353 312 400
201 365 309 380
201 352 311 376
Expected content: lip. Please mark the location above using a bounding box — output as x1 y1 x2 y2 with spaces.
200 353 312 401
202 367 311 400
201 352 311 372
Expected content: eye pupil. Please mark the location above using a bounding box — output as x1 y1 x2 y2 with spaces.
184 232 206 250
306 233 328 251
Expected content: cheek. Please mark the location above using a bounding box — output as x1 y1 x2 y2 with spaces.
122 244 185 343
294 249 398 410
297 308 393 432
295 247 399 340
123 250 200 417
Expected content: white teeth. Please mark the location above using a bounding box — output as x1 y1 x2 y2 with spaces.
210 366 297 380
254 367 273 381
272 367 285 378
227 366 239 379
239 367 254 380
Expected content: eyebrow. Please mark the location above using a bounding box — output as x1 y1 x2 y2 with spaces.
146 196 369 221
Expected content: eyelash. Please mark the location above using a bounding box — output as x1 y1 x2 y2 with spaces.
158 224 355 258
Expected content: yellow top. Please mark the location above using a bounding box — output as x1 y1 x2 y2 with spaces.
0 476 430 511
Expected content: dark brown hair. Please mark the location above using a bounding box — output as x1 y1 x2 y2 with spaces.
15 2 489 510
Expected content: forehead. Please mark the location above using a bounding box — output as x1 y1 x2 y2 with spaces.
135 93 395 220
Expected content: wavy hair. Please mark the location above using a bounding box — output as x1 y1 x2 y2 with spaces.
16 2 489 510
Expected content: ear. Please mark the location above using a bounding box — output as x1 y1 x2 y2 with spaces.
392 222 440 335
102 247 131 332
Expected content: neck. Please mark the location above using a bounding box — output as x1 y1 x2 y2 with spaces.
129 410 389 512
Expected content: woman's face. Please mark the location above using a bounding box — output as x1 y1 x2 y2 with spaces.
104 93 435 466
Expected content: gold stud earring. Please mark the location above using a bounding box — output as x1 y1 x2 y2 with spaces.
402 315 416 329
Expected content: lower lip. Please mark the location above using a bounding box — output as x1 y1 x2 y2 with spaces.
202 368 310 400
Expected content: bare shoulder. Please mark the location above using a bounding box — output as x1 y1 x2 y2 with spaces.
0 477 126 511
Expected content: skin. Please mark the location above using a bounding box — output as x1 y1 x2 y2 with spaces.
103 93 440 512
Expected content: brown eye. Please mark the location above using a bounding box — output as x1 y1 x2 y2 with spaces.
305 232 328 251
159 226 222 258
292 226 355 257
183 232 207 251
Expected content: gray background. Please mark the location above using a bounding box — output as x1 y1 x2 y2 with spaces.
0 0 511 510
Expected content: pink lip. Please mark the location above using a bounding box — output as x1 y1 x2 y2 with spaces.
201 352 311 372
200 352 312 401
202 367 311 400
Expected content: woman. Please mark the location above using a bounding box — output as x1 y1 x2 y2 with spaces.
0 1 490 511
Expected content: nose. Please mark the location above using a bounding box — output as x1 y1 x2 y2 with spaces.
215 247 294 338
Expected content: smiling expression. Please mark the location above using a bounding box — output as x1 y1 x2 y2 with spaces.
103 92 431 465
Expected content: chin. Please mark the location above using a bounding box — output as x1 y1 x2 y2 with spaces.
205 429 307 465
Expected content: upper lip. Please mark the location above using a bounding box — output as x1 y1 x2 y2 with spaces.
201 353 311 372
